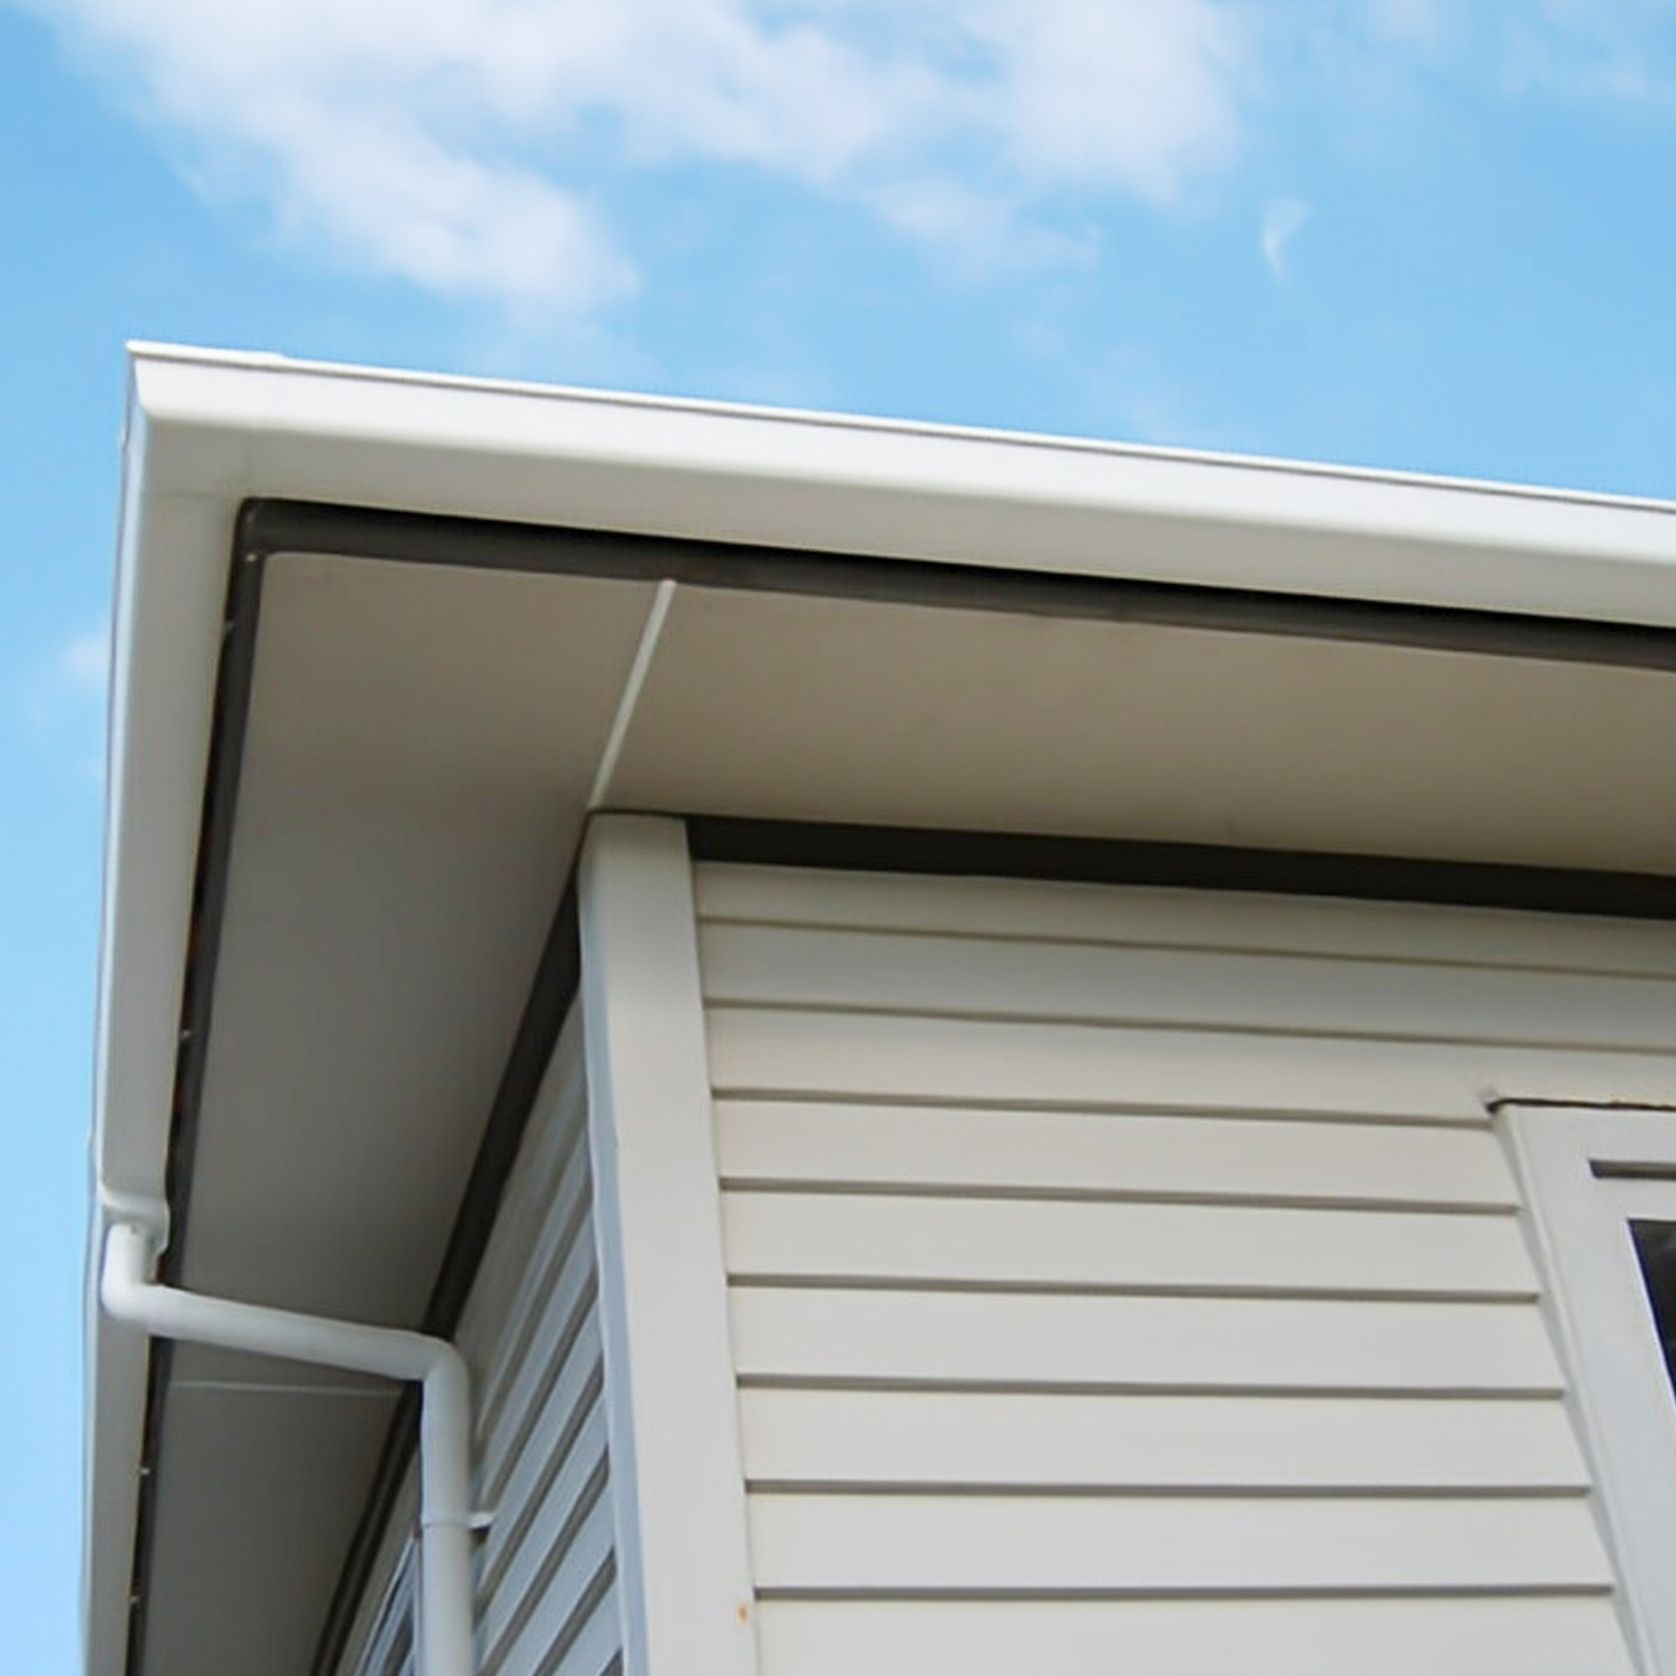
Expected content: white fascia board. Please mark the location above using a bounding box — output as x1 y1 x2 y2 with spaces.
95 371 232 1214
85 370 234 1676
128 341 1676 627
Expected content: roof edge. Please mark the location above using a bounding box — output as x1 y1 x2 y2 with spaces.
126 342 1676 630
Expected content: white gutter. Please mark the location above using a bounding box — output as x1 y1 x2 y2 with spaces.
129 343 1676 628
99 1222 476 1675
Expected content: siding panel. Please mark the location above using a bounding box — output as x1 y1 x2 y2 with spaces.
731 1288 1561 1393
716 1101 1521 1207
697 863 1654 1676
723 1192 1536 1297
708 1006 1676 1117
338 1005 620 1676
737 1388 1591 1491
754 1597 1637 1676
700 922 1676 1050
696 863 1676 977
747 1493 1614 1594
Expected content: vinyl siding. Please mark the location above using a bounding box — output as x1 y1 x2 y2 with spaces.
695 863 1676 1676
338 1004 621 1676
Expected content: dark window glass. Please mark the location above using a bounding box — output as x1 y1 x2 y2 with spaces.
1632 1221 1676 1405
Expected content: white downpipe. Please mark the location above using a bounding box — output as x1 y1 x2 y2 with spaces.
100 1221 475 1675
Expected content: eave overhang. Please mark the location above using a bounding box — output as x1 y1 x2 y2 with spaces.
87 344 1676 1676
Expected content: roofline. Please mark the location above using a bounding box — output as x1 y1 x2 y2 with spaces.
123 339 1676 519
127 341 1676 628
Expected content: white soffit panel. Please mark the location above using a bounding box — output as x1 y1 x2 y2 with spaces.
181 552 654 1317
607 586 1676 872
138 552 653 1676
140 1387 398 1676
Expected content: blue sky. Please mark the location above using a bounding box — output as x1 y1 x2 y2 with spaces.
3 0 1676 1667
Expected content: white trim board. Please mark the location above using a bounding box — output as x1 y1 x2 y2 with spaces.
578 815 761 1676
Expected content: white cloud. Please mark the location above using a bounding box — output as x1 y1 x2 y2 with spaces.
20 0 1673 321
1260 196 1310 280
954 0 1244 198
25 0 1250 312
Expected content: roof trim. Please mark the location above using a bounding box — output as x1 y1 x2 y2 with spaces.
122 341 1676 518
129 344 1676 629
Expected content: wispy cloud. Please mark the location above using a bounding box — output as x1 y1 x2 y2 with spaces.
17 0 1674 321
23 0 1249 312
1260 197 1310 280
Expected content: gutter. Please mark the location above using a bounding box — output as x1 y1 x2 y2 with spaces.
129 344 1676 628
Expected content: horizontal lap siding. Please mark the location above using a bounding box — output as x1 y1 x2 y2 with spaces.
753 1597 1636 1676
695 863 1676 976
747 1494 1614 1593
737 1389 1590 1491
695 863 1672 1676
730 1288 1560 1393
338 1007 621 1676
707 1007 1676 1119
716 1102 1520 1208
700 923 1676 1050
723 1193 1536 1297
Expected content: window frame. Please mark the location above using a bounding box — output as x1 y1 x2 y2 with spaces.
1503 1105 1676 1675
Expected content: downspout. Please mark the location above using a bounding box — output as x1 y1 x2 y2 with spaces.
100 1221 476 1675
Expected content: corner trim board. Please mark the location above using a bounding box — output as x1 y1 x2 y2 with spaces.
579 816 762 1676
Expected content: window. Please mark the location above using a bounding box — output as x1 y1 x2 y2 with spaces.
1631 1220 1676 1408
1505 1106 1676 1675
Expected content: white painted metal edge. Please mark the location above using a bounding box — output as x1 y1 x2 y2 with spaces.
84 373 234 1673
126 338 1676 516
578 815 761 1676
129 343 1676 626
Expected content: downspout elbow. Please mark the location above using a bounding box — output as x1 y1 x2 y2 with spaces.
99 1219 478 1675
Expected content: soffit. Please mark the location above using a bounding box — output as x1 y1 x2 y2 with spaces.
609 584 1676 872
140 552 655 1675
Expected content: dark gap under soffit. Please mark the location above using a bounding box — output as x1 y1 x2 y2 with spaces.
138 491 1676 1676
685 819 1676 920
